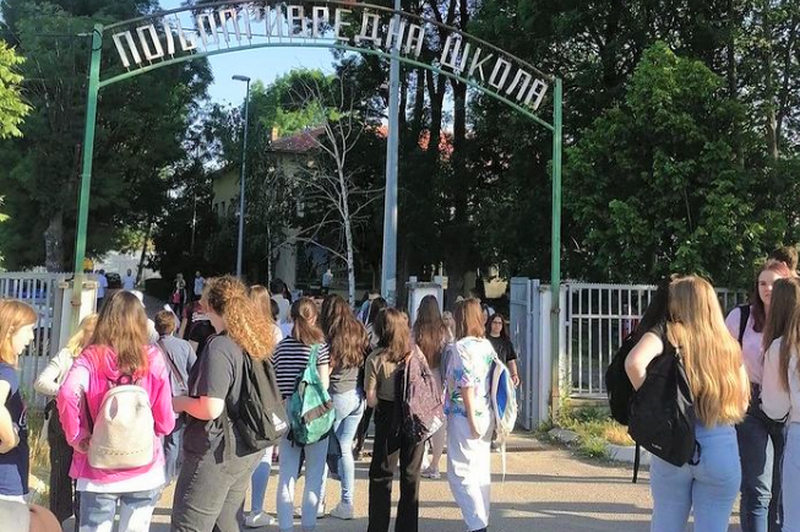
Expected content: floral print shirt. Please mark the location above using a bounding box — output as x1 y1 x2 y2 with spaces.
444 337 495 427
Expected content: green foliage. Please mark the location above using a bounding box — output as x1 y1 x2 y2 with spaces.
0 41 30 139
565 42 789 287
465 0 800 285
0 0 211 271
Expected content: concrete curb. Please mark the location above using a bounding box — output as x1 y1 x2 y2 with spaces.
547 428 651 466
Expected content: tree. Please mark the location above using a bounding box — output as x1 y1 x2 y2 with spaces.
565 42 789 287
0 41 29 236
289 77 385 306
0 0 211 271
0 41 30 139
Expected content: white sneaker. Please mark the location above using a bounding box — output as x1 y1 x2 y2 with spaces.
244 512 276 528
330 502 354 520
421 468 441 480
294 503 326 519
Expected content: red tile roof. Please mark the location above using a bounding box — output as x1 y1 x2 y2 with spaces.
270 127 326 153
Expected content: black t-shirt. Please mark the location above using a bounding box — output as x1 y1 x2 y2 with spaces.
183 334 251 460
187 319 215 360
0 363 28 496
488 335 518 364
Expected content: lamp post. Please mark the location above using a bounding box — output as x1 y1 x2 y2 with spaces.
232 74 251 278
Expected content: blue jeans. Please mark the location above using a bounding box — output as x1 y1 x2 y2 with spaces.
163 419 185 484
737 393 785 532
277 436 329 531
783 424 800 532
650 424 741 532
329 389 365 505
250 447 274 514
80 489 161 532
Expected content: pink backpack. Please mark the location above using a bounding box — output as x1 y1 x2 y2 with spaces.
396 348 445 443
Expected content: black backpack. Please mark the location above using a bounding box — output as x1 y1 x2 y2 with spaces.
224 355 289 459
606 334 638 426
627 341 700 472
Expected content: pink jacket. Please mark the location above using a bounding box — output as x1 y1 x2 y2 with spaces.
56 344 175 483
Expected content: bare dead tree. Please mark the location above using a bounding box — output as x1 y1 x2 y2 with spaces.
287 75 384 306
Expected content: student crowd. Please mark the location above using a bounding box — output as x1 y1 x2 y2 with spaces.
6 244 800 532
0 276 519 532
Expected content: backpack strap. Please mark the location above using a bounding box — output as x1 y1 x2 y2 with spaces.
737 305 750 346
221 352 251 463
308 344 321 368
157 338 187 390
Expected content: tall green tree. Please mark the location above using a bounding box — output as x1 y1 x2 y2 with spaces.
0 0 211 271
565 42 790 287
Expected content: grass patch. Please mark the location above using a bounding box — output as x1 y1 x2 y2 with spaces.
27 409 50 505
553 402 633 459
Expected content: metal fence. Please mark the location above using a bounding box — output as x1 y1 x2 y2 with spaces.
565 282 748 398
0 272 71 407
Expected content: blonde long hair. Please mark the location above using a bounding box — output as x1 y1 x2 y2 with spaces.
762 277 800 391
0 299 38 365
65 313 99 357
666 276 749 426
206 277 276 360
249 285 278 329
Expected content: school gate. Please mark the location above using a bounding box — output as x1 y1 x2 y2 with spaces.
68 0 566 414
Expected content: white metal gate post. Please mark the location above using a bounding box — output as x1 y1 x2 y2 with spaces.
510 278 533 429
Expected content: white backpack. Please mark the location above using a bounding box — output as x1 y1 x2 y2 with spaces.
88 377 155 470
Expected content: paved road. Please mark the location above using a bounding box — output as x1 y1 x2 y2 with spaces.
62 437 741 532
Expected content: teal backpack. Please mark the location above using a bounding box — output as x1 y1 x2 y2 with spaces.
287 345 335 445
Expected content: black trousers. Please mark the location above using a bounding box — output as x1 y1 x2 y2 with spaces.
46 403 75 524
355 406 374 453
367 400 424 532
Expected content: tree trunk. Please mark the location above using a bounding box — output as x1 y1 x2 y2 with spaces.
136 220 153 284
445 79 470 309
726 0 738 98
338 165 357 307
762 3 779 160
44 211 65 272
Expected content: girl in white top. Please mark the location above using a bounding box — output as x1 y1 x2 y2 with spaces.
760 277 800 532
34 313 98 525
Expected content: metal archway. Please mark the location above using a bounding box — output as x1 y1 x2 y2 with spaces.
74 0 563 408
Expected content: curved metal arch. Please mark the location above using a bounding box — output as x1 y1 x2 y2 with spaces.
73 7 565 417
104 0 553 82
99 40 554 132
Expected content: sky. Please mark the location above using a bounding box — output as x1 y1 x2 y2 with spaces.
160 0 335 105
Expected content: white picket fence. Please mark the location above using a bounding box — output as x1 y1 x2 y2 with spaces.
0 272 83 407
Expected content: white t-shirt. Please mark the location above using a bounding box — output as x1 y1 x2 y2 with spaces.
122 274 136 291
77 459 165 493
97 274 108 298
273 296 291 324
194 276 205 296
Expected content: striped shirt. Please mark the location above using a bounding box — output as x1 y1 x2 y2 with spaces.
272 337 331 398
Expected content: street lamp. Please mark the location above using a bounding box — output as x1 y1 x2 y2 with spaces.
232 74 251 278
